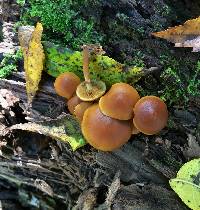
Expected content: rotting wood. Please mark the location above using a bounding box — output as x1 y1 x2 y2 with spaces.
0 65 192 209
0 71 189 209
0 72 66 120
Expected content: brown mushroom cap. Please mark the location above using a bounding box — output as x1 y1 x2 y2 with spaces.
132 124 140 135
54 72 81 99
76 80 106 101
81 104 132 151
99 83 140 120
133 96 168 135
67 95 82 114
74 102 93 122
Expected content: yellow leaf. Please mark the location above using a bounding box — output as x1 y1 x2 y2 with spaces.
19 23 45 104
169 159 200 210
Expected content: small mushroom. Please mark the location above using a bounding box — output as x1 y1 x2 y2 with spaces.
133 96 168 135
76 45 106 101
67 95 82 114
99 83 140 120
54 72 81 99
81 104 132 151
74 102 93 122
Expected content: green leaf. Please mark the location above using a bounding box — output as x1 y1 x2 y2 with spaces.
9 114 86 151
43 41 143 88
169 159 200 210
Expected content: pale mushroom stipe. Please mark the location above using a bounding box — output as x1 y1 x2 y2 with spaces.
76 45 106 101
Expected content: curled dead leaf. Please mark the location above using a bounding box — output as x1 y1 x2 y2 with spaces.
9 113 86 151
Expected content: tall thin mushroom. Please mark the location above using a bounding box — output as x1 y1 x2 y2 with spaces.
76 45 106 102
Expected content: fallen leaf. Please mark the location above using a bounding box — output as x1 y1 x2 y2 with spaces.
152 16 200 52
43 41 143 87
18 23 45 104
170 158 200 210
9 113 86 151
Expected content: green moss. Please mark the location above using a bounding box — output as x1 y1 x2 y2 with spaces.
130 49 200 106
187 62 200 97
21 0 103 50
16 0 25 6
0 50 23 78
44 42 143 87
125 50 145 68
160 62 200 105
159 53 180 69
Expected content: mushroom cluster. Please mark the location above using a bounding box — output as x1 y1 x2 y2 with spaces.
54 45 168 151
54 45 106 122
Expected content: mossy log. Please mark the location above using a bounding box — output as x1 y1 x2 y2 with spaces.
80 0 200 65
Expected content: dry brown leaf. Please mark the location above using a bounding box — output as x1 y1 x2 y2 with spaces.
152 16 200 52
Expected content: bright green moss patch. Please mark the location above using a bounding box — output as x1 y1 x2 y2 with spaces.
23 0 103 50
0 50 23 78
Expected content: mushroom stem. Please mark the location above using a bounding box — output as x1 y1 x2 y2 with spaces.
77 45 106 101
86 82 93 93
83 45 91 83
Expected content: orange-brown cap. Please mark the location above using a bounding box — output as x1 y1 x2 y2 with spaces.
132 124 140 135
67 95 82 115
81 104 132 151
99 83 140 120
54 72 81 99
74 102 93 122
133 96 168 135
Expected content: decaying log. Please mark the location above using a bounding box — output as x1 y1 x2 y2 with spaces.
0 73 189 209
0 72 66 120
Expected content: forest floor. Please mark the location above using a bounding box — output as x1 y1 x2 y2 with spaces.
0 1 200 210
